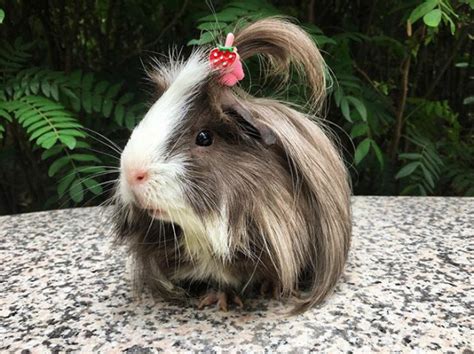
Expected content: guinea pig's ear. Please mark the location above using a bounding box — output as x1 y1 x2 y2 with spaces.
221 95 276 146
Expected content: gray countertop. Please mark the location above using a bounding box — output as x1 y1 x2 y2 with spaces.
1 197 472 352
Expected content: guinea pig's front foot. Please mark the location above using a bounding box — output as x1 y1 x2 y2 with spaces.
197 290 243 312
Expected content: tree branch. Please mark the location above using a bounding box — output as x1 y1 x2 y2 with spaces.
389 55 411 161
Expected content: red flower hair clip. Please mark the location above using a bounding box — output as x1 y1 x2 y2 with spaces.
209 33 245 87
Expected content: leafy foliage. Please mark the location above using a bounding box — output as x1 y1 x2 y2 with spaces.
187 0 472 198
396 131 444 195
0 0 472 213
0 37 143 210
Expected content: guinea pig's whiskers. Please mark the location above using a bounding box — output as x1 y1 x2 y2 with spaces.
79 183 118 212
58 178 117 209
141 209 156 247
167 207 182 270
81 146 121 162
56 171 119 208
82 127 123 155
56 166 119 187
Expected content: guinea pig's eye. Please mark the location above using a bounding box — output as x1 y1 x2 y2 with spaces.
195 130 213 147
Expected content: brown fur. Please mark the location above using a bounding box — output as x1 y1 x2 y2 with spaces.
113 18 351 313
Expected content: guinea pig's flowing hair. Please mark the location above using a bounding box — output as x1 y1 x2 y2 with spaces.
230 19 351 311
113 17 351 314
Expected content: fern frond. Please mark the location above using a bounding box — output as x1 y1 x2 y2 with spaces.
188 0 280 46
0 38 34 77
10 96 84 149
65 70 143 129
0 100 13 140
396 130 444 195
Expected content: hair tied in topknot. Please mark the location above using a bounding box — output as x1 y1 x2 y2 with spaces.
209 33 245 87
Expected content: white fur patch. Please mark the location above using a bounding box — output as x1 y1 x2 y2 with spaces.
121 51 209 169
119 51 233 284
166 207 235 285
120 51 209 211
179 206 230 260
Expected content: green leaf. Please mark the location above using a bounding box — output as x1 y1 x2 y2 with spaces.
0 108 12 122
69 70 82 86
313 35 337 46
102 99 113 117
69 154 101 163
48 155 71 177
423 9 442 27
82 72 94 90
125 112 136 130
188 31 217 46
105 83 122 99
354 138 371 165
333 87 344 106
76 166 106 174
463 96 474 105
83 178 103 195
350 123 368 138
41 80 51 97
226 1 264 11
41 145 63 160
395 162 421 179
41 136 58 149
93 80 109 95
29 125 53 141
114 105 125 125
408 0 437 25
26 119 49 134
69 180 84 203
0 9 5 24
340 98 352 122
370 140 384 168
59 129 86 138
36 131 58 145
57 173 76 197
346 96 367 121
59 135 77 149
455 62 468 68
117 93 134 105
50 83 59 101
197 22 228 31
399 153 423 160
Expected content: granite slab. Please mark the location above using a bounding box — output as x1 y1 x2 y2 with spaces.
0 197 472 352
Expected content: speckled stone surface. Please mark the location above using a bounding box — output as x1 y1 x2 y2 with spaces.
1 197 472 352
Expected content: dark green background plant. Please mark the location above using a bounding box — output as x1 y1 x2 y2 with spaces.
0 0 472 215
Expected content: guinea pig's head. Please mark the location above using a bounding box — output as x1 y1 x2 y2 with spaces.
117 51 278 257
118 53 212 222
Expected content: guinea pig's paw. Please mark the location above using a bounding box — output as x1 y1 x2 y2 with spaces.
197 289 243 312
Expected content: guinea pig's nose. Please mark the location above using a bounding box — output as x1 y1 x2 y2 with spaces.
126 168 149 185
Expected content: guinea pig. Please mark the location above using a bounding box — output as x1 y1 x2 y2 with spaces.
112 18 351 313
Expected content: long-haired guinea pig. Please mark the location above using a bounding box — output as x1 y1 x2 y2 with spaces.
112 18 351 313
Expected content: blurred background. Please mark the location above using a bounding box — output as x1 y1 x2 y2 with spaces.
0 0 472 215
